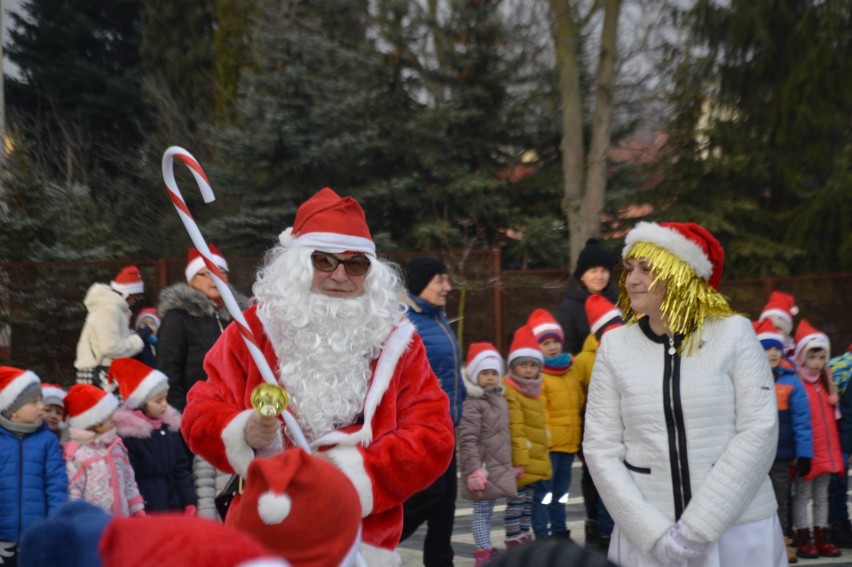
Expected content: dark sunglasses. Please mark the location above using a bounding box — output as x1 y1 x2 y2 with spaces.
311 252 371 276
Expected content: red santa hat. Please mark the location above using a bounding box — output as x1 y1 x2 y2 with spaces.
507 325 543 369
585 294 622 336
623 221 725 289
526 309 564 345
185 242 230 282
227 448 362 567
794 318 831 363
134 307 161 330
110 265 144 296
109 358 169 410
752 319 785 352
0 366 41 414
64 384 119 430
99 514 288 567
278 187 376 256
466 342 504 381
40 383 67 408
758 291 798 335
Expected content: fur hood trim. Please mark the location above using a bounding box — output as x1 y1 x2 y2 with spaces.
113 405 182 438
158 282 249 320
462 366 503 399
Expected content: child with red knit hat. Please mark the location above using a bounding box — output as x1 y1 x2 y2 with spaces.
502 325 552 548
526 309 580 542
0 366 67 565
110 358 196 514
790 319 842 558
64 384 145 517
458 342 516 566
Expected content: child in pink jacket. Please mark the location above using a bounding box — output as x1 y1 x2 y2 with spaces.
64 384 145 516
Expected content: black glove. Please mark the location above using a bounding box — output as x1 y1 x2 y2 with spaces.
797 457 811 477
136 325 157 344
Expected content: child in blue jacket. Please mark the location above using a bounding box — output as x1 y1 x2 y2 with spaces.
110 358 196 514
0 366 67 565
754 320 812 563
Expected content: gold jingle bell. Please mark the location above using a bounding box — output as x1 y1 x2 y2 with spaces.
250 383 289 417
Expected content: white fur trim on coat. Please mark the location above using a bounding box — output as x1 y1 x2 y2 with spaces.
221 409 284 477
358 542 401 567
623 221 713 281
310 320 415 449
324 445 373 518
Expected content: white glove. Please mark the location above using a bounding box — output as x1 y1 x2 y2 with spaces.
0 541 15 565
651 522 705 564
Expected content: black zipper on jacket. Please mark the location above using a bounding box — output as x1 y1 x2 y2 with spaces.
641 318 691 520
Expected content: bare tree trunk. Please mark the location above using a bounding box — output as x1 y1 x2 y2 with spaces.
583 0 622 245
548 0 622 269
548 0 585 269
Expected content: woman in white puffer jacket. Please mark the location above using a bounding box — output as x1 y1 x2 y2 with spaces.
583 221 785 567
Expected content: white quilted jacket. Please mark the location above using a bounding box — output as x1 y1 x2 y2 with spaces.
583 314 778 556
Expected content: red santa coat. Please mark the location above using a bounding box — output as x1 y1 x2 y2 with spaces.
182 305 454 561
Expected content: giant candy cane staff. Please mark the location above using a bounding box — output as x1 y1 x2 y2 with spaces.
161 146 310 453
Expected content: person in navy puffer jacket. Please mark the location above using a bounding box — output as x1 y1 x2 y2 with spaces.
401 256 465 567
0 366 68 566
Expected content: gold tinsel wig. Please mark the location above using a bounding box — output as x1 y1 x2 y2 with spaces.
617 222 734 355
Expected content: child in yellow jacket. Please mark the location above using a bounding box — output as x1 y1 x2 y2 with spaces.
527 309 581 540
503 324 552 547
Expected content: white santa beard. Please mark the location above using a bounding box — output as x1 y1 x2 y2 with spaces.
262 289 392 443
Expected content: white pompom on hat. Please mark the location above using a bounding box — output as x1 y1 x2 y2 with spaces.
758 291 799 336
227 448 362 567
64 384 119 430
278 187 375 256
0 366 41 414
110 265 144 296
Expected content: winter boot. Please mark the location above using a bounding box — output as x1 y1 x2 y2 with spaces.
784 537 798 564
795 528 819 559
584 519 600 547
830 520 852 549
504 537 522 550
814 526 842 557
474 549 492 567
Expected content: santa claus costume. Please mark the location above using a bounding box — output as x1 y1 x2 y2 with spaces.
182 188 454 566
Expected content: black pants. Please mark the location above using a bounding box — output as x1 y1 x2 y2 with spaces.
401 450 457 566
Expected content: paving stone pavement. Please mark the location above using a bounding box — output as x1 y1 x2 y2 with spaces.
396 461 852 566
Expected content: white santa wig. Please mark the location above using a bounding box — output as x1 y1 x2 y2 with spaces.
253 245 406 442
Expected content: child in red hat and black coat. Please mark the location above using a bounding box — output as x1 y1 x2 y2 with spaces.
111 358 196 514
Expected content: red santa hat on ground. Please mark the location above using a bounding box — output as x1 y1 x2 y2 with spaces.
466 342 504 381
64 384 119 430
99 514 288 567
134 307 161 331
185 242 230 282
526 309 564 345
507 325 543 369
110 265 144 297
752 319 785 352
758 291 798 336
794 319 831 363
623 221 725 289
109 358 169 411
0 366 41 414
40 383 67 408
227 448 362 567
278 187 375 257
585 294 622 337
